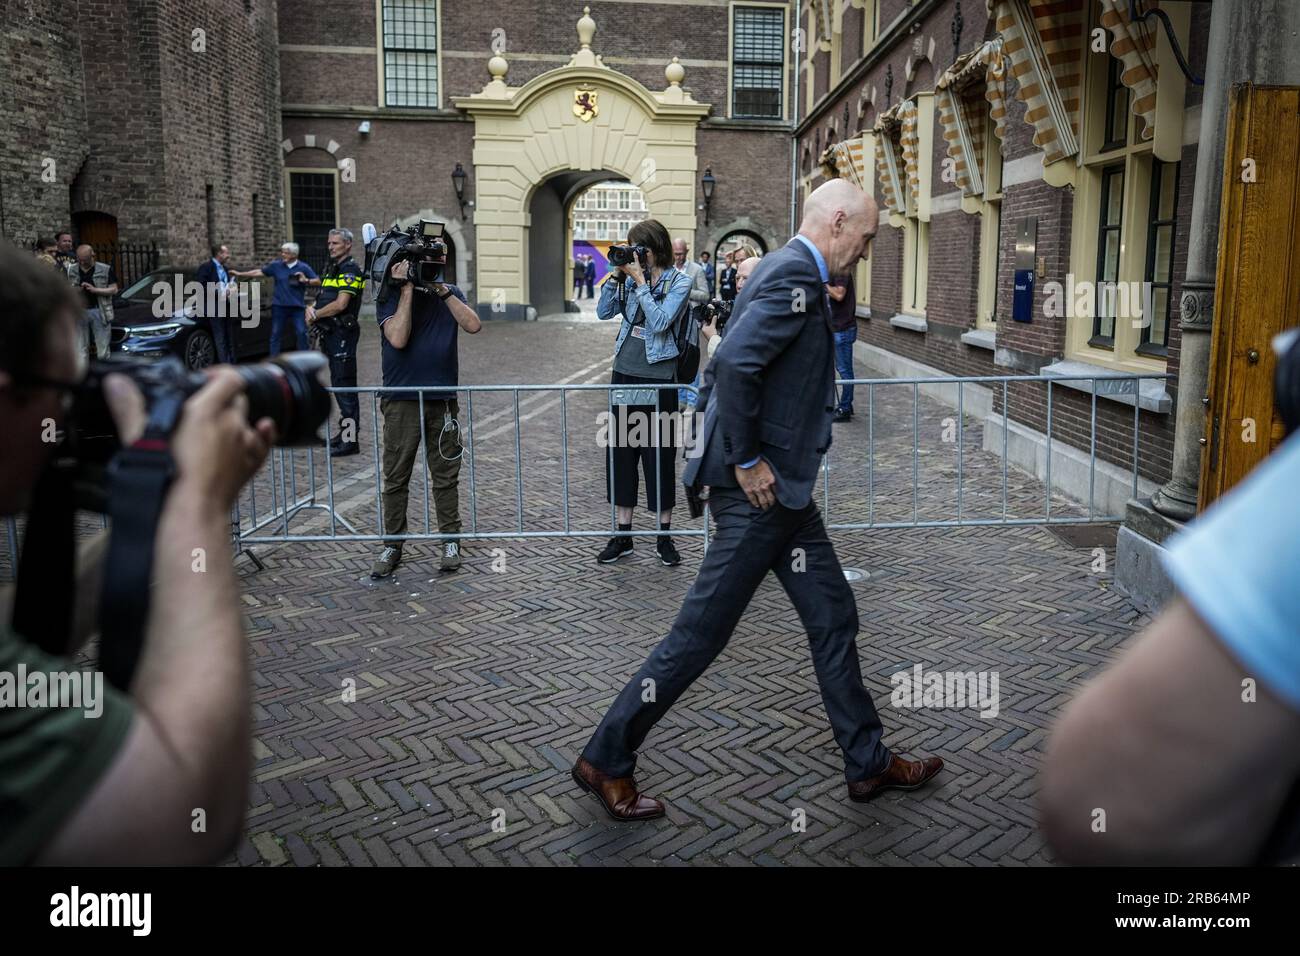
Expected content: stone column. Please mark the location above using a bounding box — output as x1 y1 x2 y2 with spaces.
1152 0 1300 519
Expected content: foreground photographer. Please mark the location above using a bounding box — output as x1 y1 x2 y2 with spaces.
0 243 274 864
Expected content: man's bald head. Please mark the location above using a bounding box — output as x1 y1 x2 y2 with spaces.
798 179 877 276
672 237 689 267
736 254 761 293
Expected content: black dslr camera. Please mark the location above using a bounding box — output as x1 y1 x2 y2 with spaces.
15 351 331 691
63 353 331 512
701 297 734 334
608 242 649 271
364 219 449 304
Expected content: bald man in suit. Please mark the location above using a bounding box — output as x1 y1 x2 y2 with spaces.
573 180 944 821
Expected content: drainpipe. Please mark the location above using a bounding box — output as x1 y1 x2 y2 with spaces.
790 39 801 238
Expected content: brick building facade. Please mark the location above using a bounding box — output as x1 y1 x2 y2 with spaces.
277 1 797 313
0 0 284 269
796 0 1210 506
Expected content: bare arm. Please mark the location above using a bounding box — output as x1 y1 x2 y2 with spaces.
441 287 481 333
1041 597 1300 865
381 274 415 349
38 370 275 865
311 291 352 322
826 282 848 302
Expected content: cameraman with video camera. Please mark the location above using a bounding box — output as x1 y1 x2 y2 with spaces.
0 242 277 865
367 221 481 579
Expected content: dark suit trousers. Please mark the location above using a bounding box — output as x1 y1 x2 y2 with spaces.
581 486 891 783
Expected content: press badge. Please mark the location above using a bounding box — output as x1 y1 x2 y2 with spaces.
630 326 646 339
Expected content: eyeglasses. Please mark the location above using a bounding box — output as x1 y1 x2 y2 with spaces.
9 371 87 413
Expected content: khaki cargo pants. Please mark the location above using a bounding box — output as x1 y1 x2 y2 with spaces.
380 397 463 548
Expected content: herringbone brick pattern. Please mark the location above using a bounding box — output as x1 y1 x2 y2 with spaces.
217 318 1150 866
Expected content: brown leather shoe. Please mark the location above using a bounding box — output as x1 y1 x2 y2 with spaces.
847 754 944 803
571 757 666 822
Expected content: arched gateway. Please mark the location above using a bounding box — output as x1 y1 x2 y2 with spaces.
453 7 709 318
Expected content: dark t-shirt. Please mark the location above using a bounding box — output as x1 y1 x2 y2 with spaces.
78 266 116 310
0 620 134 864
828 273 857 331
377 285 468 401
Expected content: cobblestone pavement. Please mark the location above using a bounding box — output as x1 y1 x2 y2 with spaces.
211 311 1150 866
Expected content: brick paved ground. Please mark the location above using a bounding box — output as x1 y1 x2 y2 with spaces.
0 310 1150 865
213 310 1151 867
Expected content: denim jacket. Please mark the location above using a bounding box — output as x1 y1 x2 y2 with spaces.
597 266 691 365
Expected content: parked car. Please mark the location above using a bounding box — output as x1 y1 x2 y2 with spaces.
108 268 275 368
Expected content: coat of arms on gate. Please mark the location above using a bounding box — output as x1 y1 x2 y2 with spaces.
574 86 599 122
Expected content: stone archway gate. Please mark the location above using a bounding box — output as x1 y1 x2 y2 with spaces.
452 8 709 315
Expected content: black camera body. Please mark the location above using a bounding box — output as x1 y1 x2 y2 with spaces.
364 219 449 304
702 297 734 334
65 353 330 513
608 243 649 271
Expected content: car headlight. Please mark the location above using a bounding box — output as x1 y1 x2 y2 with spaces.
125 323 183 339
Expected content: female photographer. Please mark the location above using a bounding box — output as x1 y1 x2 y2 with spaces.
595 219 692 566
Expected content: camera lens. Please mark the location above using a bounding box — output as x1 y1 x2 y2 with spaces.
234 352 331 445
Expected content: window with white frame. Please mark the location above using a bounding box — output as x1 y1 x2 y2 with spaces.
382 0 438 108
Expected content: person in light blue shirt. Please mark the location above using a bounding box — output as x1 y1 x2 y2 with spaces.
1043 429 1300 864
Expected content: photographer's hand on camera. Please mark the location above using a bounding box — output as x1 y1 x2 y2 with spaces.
619 256 646 287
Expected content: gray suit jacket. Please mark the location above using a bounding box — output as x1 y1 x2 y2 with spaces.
683 238 838 509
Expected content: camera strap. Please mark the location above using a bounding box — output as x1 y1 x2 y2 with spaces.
97 435 176 691
11 462 76 656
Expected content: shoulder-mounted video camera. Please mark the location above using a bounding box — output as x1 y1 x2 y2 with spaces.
362 219 448 304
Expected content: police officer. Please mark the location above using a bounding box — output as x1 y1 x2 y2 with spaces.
307 227 365 456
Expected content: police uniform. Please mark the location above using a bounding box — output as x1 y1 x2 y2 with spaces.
315 254 365 443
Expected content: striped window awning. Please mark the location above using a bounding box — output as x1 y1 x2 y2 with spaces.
871 100 913 216
1098 0 1160 142
818 137 869 189
988 0 1084 167
899 99 922 210
936 37 1008 196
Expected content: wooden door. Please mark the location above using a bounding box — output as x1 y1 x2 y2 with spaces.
1199 84 1300 511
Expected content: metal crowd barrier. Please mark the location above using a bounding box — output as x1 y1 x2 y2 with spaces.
821 371 1172 532
229 382 705 563
1 372 1171 580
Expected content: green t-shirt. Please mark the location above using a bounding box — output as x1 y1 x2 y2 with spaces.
0 622 134 864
